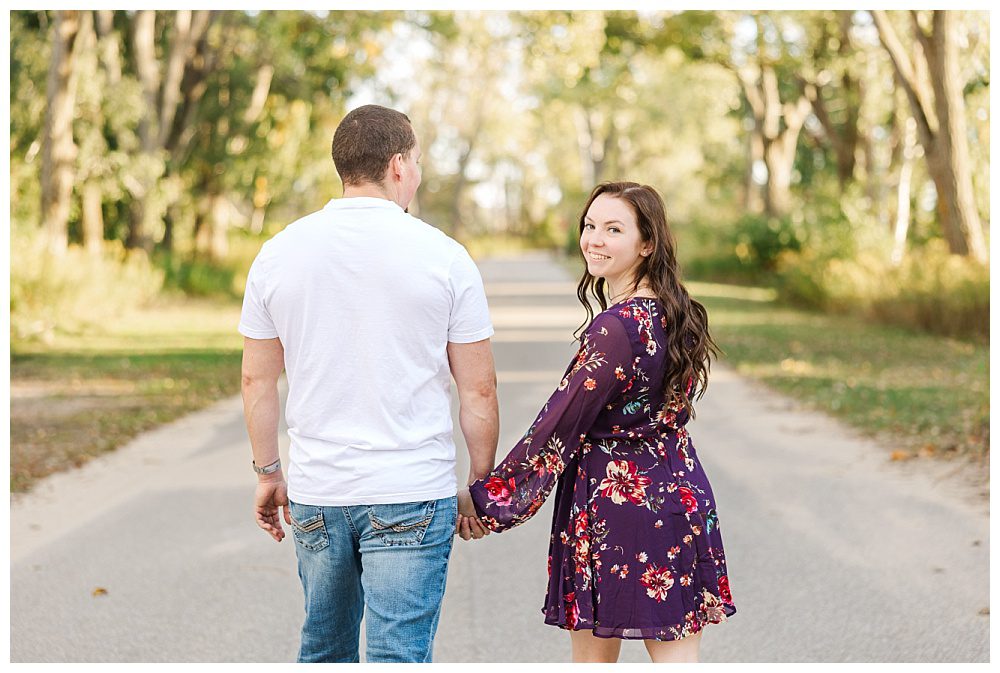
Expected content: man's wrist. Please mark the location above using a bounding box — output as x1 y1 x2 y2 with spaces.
257 471 285 484
466 469 491 486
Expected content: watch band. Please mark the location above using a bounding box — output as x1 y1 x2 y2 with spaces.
253 458 281 475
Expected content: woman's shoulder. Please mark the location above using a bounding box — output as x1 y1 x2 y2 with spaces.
587 298 653 342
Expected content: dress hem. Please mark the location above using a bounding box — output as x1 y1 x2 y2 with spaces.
541 605 737 641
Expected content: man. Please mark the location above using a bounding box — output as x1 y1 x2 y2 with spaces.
239 104 497 663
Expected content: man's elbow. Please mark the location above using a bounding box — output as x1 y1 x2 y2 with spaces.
241 370 278 391
472 375 498 401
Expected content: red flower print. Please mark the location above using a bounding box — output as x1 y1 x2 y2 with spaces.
484 476 516 506
527 453 547 477
678 486 699 513
565 593 579 629
544 449 565 475
573 536 590 567
718 575 733 604
699 590 728 622
574 511 589 536
598 460 652 505
584 377 597 391
640 564 674 602
614 366 626 380
619 308 631 318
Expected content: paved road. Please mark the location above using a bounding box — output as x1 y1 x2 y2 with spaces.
10 252 989 662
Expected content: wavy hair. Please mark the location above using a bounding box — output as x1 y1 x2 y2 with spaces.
574 181 721 418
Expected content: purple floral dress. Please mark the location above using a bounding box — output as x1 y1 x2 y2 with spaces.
469 297 736 640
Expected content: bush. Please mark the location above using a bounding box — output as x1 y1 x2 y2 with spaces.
733 213 804 271
158 255 238 299
11 233 164 344
775 240 988 340
157 234 264 299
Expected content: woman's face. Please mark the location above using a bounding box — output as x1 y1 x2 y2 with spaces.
580 193 651 287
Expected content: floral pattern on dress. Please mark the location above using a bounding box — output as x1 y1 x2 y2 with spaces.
469 298 736 641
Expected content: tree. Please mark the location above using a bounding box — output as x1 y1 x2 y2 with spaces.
126 10 217 252
40 10 83 255
872 10 988 262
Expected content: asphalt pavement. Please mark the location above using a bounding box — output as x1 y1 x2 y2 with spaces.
9 252 989 663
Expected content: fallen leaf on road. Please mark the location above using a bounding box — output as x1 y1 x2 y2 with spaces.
92 587 108 597
890 450 911 461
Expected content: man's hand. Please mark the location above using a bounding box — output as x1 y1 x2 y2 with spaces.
255 477 291 542
455 487 491 541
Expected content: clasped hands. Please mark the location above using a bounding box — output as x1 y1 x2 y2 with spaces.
456 486 491 541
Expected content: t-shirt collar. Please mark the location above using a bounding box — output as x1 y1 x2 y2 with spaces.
324 196 403 212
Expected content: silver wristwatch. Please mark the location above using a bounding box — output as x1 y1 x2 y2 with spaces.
253 458 281 475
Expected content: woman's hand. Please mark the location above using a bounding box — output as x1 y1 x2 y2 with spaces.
456 487 491 541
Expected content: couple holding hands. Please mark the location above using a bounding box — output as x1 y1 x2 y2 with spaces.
240 104 735 663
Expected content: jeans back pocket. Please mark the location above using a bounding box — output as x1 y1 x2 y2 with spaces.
289 502 330 552
366 500 436 547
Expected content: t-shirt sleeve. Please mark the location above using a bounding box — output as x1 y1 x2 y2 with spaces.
447 246 494 343
238 253 279 339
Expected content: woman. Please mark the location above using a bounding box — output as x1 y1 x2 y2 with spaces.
460 182 736 663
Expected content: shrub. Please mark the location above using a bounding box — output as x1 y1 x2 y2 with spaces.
11 233 164 344
775 240 988 340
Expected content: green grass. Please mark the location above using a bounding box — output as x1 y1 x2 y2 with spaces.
691 281 989 458
10 299 245 493
10 275 989 495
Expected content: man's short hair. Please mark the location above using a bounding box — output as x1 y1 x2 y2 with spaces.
331 105 416 186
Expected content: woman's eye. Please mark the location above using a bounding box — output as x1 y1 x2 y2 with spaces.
609 227 621 233
584 223 595 230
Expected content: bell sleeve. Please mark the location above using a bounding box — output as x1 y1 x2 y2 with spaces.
468 311 636 533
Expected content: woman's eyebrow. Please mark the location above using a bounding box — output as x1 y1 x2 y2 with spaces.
584 218 626 225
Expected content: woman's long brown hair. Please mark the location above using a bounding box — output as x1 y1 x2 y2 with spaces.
574 181 721 419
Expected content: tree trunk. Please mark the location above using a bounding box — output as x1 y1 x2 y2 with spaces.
761 68 811 218
126 10 161 251
872 10 988 262
81 180 105 254
40 11 82 256
744 129 764 214
925 12 987 262
891 117 917 266
195 193 230 261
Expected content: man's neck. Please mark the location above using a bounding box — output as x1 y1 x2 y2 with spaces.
343 183 393 201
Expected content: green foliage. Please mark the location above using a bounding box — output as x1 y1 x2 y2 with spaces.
775 240 988 340
10 233 164 345
157 255 238 299
733 213 804 271
157 233 263 299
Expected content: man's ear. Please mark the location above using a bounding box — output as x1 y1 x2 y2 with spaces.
388 152 404 182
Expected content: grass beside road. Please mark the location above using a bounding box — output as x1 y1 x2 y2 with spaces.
9 274 989 495
10 299 245 494
692 281 989 461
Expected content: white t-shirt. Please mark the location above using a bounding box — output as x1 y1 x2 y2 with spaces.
238 196 493 506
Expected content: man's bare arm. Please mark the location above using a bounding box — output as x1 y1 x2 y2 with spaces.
447 338 499 486
242 336 285 474
241 336 289 542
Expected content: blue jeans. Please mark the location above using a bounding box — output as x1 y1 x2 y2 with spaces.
288 496 458 663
